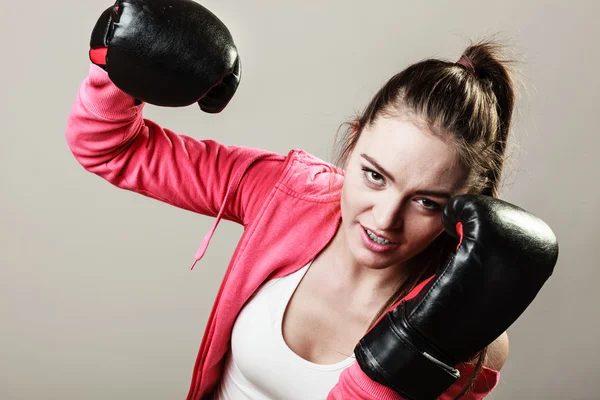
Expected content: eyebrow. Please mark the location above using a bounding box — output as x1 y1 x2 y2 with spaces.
360 153 396 184
360 153 451 199
415 189 451 199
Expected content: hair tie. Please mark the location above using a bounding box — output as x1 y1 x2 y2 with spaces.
456 55 475 72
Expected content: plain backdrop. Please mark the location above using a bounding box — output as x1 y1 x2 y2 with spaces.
1 0 598 399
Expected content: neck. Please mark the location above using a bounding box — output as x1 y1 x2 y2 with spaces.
323 220 407 302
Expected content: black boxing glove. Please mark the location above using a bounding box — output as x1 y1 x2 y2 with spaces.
89 0 241 112
354 194 559 400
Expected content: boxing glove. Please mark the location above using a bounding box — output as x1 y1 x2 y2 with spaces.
354 194 559 399
89 0 241 112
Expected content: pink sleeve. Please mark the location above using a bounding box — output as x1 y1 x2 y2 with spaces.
327 363 404 400
65 64 285 225
438 364 500 400
328 362 499 400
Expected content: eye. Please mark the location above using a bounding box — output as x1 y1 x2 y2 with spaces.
415 198 441 211
361 167 385 187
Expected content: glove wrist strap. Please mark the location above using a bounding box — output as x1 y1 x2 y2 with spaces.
354 304 461 400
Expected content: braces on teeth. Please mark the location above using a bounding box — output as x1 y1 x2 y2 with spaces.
365 228 394 245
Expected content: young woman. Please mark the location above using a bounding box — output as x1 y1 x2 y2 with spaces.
67 1 558 399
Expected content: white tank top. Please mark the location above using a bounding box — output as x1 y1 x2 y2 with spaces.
214 261 355 400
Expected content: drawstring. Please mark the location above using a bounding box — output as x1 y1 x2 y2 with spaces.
190 215 222 270
189 153 268 270
189 183 231 269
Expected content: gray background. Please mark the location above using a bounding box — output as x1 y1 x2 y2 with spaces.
1 0 598 399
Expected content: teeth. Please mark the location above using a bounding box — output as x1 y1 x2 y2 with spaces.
365 228 393 245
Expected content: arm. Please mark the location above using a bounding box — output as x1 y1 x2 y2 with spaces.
327 298 506 400
65 64 285 225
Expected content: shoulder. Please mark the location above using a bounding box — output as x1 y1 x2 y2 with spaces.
483 331 509 371
278 149 345 198
285 149 343 173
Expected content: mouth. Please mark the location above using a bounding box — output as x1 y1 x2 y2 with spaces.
360 225 399 245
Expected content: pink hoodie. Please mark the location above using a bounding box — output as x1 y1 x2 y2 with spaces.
65 64 500 400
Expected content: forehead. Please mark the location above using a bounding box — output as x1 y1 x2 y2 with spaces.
355 117 466 189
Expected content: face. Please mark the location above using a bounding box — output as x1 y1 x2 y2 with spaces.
340 116 468 271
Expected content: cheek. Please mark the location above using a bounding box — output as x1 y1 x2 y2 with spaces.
404 213 443 244
341 177 372 216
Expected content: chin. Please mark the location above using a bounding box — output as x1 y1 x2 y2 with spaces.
350 241 406 270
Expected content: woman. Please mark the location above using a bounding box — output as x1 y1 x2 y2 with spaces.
67 1 558 399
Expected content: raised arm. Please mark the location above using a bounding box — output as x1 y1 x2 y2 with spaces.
66 1 285 226
66 65 284 225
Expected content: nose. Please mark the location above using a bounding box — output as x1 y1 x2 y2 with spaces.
372 198 404 232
